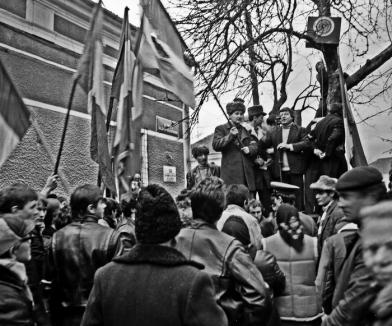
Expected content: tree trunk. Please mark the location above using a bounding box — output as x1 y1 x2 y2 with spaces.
244 10 260 105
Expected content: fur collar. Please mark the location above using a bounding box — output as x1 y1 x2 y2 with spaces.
113 244 204 269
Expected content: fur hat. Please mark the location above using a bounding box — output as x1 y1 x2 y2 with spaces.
135 184 181 244
226 101 246 116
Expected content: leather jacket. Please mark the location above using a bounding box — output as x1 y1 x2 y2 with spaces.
175 219 271 326
49 214 129 308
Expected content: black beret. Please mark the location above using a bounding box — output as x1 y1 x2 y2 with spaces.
336 166 383 192
248 105 266 120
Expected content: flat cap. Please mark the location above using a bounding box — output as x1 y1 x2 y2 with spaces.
336 166 383 192
310 175 337 191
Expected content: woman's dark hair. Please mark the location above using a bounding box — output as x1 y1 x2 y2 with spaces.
70 184 102 218
190 177 225 224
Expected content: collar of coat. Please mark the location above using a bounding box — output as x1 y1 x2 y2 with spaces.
0 264 25 290
113 243 204 269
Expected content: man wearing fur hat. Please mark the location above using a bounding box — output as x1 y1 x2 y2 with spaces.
212 100 258 193
81 184 227 326
259 107 311 211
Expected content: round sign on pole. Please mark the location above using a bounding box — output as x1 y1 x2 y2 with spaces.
313 17 335 37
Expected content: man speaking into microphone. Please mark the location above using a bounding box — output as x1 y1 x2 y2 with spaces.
212 99 258 195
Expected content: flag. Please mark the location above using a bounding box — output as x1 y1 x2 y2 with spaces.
111 8 143 195
139 0 196 108
0 59 31 168
74 1 116 193
338 64 368 168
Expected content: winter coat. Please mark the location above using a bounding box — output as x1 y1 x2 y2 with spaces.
322 232 379 326
175 219 271 326
81 244 228 326
316 223 358 314
218 204 263 250
262 233 322 322
186 163 220 189
317 200 345 256
0 263 35 326
49 214 131 325
212 122 258 191
260 123 311 178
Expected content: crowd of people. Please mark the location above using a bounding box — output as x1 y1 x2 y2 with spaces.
1 100 392 326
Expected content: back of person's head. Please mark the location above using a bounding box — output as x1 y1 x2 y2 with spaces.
121 194 138 218
70 184 102 218
0 183 38 213
45 198 60 228
136 184 181 244
226 184 250 208
222 215 250 246
104 198 120 217
190 177 225 224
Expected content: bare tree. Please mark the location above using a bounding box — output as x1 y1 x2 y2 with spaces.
166 0 392 124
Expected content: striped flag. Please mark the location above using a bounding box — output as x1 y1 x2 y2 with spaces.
139 0 195 108
74 1 116 193
111 8 143 195
0 58 31 168
338 62 368 168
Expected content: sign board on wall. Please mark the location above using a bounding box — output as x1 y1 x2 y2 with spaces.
163 166 176 183
156 116 179 137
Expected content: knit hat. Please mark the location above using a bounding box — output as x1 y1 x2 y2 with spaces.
248 105 266 120
0 215 34 256
336 166 383 192
310 175 337 191
226 101 246 116
135 184 181 244
221 215 250 246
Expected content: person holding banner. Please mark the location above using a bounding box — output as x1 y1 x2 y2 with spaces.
212 101 258 194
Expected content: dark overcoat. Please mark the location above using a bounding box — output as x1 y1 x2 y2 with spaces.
260 124 310 179
81 244 228 326
212 123 258 191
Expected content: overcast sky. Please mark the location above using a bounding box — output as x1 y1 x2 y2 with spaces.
97 0 392 163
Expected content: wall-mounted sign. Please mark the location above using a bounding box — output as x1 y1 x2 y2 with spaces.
306 16 341 47
163 165 176 183
156 116 179 137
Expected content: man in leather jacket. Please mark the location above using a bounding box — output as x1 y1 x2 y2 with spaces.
48 184 130 326
175 177 272 326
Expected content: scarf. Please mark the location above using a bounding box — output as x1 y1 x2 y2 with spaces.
276 204 304 252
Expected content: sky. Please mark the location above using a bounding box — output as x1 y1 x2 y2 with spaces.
97 0 392 163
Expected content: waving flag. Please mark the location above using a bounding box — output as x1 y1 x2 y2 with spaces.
139 0 195 108
74 1 116 193
0 59 31 168
111 7 143 195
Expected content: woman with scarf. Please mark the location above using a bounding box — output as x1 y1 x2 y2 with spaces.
262 204 322 326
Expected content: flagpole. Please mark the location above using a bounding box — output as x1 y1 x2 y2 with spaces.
54 76 79 174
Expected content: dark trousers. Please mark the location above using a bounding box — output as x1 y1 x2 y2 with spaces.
280 318 321 326
255 169 272 213
281 171 304 211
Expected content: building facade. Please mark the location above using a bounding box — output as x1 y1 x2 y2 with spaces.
0 0 190 196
